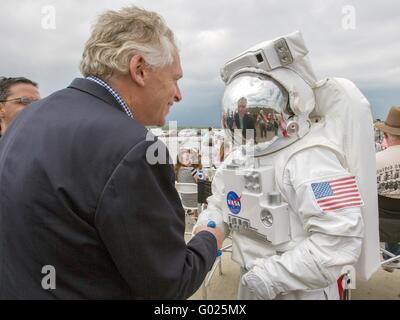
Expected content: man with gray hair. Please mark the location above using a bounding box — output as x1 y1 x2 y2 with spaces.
234 96 256 143
0 6 224 299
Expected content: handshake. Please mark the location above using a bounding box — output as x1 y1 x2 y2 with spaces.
192 209 275 300
192 210 229 253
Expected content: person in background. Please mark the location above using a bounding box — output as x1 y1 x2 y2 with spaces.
175 148 208 217
257 110 267 138
201 127 220 168
175 148 206 183
0 76 40 135
234 97 256 143
202 127 214 147
375 106 400 271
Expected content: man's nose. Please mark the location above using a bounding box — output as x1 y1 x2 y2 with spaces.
174 85 182 102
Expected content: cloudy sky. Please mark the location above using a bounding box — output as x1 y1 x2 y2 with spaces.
1 0 399 127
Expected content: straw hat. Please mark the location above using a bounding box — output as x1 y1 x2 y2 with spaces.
375 106 400 135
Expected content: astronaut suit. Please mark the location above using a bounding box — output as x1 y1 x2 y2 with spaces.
195 31 380 300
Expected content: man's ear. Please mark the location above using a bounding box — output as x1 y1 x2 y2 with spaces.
129 54 147 87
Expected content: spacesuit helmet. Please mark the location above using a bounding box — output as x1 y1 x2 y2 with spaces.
220 31 318 156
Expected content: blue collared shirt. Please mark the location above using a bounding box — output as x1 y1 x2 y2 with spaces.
86 76 133 119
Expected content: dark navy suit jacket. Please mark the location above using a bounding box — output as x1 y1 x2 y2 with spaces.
0 78 217 299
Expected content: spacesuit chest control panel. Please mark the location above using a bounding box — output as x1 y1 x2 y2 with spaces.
222 159 291 245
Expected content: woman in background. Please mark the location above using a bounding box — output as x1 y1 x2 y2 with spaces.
175 148 206 183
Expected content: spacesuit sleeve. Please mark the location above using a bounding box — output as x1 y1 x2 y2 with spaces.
242 146 364 299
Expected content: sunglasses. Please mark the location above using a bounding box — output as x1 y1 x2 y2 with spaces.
0 96 38 106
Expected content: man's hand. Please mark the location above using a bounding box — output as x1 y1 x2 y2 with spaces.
193 225 224 249
193 209 230 237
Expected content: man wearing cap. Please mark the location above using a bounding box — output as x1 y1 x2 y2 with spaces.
375 106 400 269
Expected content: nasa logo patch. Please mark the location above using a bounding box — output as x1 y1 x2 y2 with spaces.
227 191 241 214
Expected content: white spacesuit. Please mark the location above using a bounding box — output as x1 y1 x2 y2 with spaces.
195 31 380 300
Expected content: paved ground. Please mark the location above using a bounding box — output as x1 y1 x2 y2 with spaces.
186 222 400 300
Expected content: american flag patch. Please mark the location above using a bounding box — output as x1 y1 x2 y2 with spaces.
311 176 363 212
